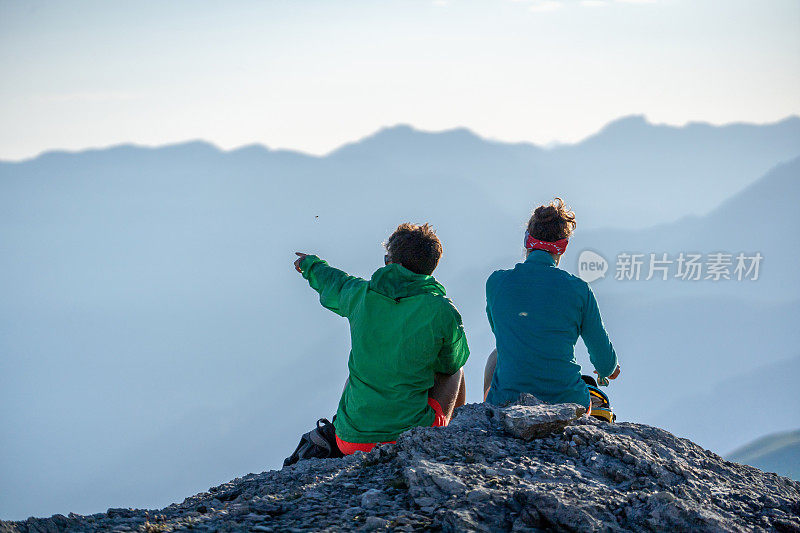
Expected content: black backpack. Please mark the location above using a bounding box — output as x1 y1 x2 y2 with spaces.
283 417 344 467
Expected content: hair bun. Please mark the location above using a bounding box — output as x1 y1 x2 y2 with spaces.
534 205 557 223
527 198 576 242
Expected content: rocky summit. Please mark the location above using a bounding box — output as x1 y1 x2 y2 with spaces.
3 397 799 532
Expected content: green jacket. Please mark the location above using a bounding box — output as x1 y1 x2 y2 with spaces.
300 255 470 443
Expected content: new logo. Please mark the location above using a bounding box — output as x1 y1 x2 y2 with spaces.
578 250 608 283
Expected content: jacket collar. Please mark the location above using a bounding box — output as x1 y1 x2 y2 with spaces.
524 249 557 266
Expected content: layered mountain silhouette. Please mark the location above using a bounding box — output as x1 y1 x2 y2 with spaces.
1 116 798 520
652 356 800 456
728 428 800 481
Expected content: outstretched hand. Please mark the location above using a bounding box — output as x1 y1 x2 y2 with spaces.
294 252 308 273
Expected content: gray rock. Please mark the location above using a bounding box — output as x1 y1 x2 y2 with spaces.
501 403 587 440
413 496 436 507
516 393 544 406
340 506 363 520
363 516 388 530
3 399 799 532
466 488 490 502
360 489 385 509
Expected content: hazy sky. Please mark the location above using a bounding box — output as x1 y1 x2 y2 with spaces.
1 0 798 160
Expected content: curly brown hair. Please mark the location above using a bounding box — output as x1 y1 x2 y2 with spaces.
385 223 443 275
527 197 576 242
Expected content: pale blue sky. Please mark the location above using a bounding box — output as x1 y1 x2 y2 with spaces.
1 0 798 160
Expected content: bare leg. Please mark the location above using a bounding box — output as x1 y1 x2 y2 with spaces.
483 349 497 401
428 368 465 420
456 372 466 408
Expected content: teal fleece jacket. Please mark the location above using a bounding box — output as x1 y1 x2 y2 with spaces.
485 250 618 408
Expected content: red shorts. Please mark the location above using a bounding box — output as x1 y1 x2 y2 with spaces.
335 398 448 455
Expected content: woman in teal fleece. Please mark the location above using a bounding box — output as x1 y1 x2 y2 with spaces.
484 198 620 411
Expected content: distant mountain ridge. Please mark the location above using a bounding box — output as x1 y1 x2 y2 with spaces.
649 356 800 455
728 429 800 481
5 115 798 231
9 114 799 162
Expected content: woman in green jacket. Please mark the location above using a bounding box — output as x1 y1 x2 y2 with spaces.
294 223 469 454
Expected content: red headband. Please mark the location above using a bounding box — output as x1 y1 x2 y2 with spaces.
525 231 568 255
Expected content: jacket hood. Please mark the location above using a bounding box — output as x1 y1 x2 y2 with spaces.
369 263 446 300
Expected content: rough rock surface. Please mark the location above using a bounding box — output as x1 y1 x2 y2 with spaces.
501 402 586 440
3 399 799 532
